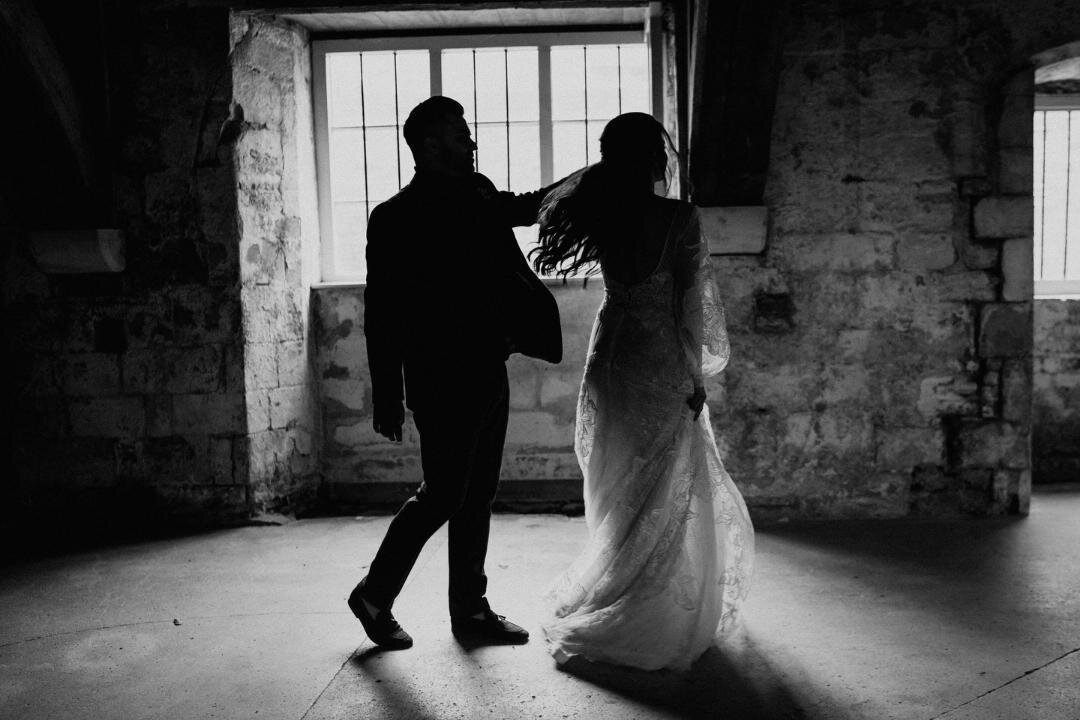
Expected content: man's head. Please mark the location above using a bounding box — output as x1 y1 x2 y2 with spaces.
403 96 476 176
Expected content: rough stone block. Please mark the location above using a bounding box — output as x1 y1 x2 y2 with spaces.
978 303 1032 358
145 395 173 437
210 437 234 483
38 438 117 488
916 376 979 420
958 177 992 198
959 237 999 270
244 341 279 390
1001 360 1032 425
504 411 573 450
896 234 956 271
246 390 272 433
507 358 540 411
270 385 308 430
997 93 1034 149
172 393 245 435
770 232 895 272
973 196 1033 239
277 340 308 386
1001 238 1033 301
958 420 1028 469
144 436 209 484
875 427 946 469
70 397 146 438
123 346 223 394
539 370 579 412
998 147 1033 195
62 353 121 396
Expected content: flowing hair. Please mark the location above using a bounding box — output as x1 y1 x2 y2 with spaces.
531 113 681 278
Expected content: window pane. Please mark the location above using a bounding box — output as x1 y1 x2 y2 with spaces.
585 45 620 119
1069 110 1080 280
361 52 397 127
1034 111 1045 280
619 44 650 114
395 50 431 121
365 126 400 203
476 122 509 189
329 127 366 202
399 134 415 182
551 46 585 120
509 122 540 190
442 49 475 124
587 120 606 166
475 48 508 122
553 121 587 178
333 201 368 278
328 53 364 127
507 48 539 121
514 225 539 264
1043 110 1070 280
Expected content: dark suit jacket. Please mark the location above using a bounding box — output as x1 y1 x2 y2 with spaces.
364 171 562 412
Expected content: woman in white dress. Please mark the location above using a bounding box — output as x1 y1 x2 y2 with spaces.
532 113 754 672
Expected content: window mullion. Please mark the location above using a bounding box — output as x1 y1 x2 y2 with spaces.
538 45 553 186
429 48 442 96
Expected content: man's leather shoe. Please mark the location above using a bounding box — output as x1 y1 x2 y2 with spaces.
451 604 529 645
347 581 413 650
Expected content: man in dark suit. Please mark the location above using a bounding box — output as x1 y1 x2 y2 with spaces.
348 96 562 649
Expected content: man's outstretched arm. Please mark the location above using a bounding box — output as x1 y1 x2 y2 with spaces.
363 205 405 442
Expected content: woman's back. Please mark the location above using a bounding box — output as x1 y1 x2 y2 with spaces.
598 196 686 286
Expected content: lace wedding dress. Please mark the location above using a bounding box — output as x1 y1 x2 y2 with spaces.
542 205 754 672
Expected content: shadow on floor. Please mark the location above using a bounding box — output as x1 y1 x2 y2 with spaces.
551 636 813 720
349 647 446 720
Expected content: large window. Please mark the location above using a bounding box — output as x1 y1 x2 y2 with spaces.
1034 94 1080 297
313 30 656 281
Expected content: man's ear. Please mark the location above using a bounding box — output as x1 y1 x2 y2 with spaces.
422 135 441 160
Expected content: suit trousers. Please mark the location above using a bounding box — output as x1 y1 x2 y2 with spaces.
363 360 510 618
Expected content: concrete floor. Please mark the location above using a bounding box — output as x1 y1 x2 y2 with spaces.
1 488 1078 720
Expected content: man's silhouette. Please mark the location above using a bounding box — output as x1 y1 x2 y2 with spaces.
348 96 562 649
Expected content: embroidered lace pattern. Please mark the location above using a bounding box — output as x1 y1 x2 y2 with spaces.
542 207 754 672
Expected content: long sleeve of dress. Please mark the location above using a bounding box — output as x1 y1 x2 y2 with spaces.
673 206 730 385
363 204 404 408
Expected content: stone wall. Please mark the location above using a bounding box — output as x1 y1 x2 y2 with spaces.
3 6 251 530
1034 299 1080 484
230 14 321 516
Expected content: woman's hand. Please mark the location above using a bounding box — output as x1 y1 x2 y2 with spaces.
686 385 706 419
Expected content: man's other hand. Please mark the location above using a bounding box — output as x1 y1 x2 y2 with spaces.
373 402 405 442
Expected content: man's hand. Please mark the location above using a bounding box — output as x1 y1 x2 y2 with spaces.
373 402 405 442
687 385 706 420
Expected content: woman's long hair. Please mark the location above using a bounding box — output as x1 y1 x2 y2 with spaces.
531 112 680 278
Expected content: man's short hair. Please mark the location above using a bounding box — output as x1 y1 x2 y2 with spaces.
403 96 465 155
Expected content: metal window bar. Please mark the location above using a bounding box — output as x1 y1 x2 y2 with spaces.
583 45 590 164
504 48 511 189
1066 110 1072 276
359 52 371 221
471 49 479 169
617 44 622 114
393 51 402 189
1039 109 1047 279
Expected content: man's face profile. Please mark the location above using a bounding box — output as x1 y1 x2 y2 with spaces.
425 114 476 176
